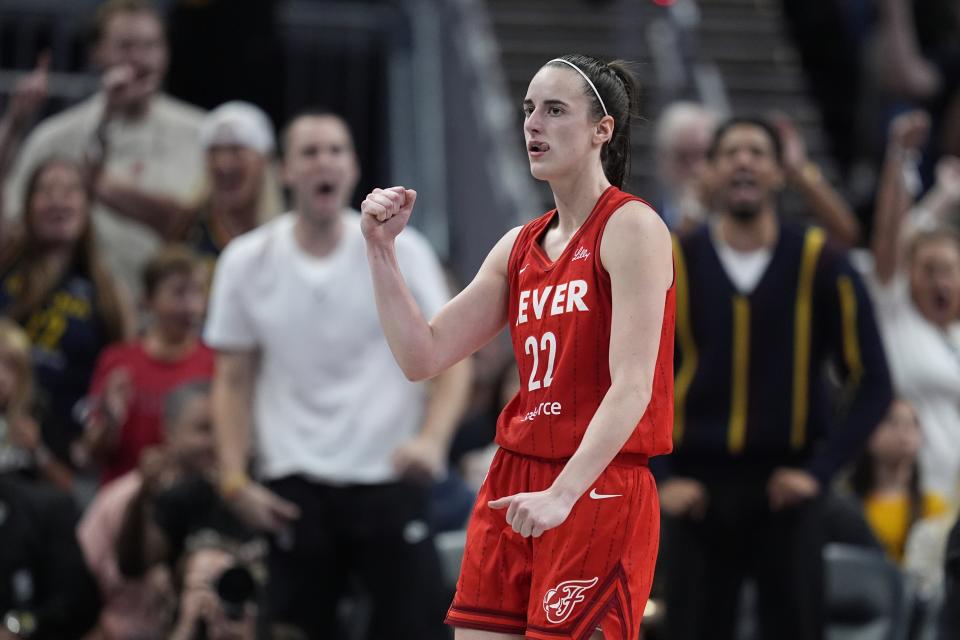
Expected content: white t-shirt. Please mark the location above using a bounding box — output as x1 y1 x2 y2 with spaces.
204 211 450 484
711 232 773 295
4 93 205 293
864 267 960 497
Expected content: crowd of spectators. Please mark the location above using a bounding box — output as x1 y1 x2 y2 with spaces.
0 0 957 639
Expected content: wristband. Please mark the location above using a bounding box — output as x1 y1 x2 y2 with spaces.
219 471 251 500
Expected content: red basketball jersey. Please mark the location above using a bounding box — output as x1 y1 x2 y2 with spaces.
497 186 675 460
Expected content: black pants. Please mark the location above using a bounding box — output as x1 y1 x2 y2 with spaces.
263 476 450 640
660 474 825 640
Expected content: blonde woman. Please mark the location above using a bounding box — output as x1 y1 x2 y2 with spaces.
89 101 283 263
0 157 132 482
0 317 73 490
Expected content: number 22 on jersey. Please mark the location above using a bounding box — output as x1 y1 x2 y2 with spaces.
525 331 557 391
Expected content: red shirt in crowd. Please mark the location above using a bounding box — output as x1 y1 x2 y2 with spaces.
90 340 214 484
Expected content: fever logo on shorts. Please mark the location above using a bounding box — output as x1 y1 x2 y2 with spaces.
542 577 599 624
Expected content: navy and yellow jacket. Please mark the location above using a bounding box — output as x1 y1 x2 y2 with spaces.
663 223 892 485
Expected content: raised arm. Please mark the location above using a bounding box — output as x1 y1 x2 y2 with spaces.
490 202 674 537
871 110 930 283
0 53 49 222
361 186 519 380
913 156 960 224
772 113 860 247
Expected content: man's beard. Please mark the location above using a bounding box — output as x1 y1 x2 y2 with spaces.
729 202 761 222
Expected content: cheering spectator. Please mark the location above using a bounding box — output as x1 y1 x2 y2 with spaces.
0 319 72 491
3 0 206 292
658 116 891 640
81 246 213 484
0 156 132 483
89 101 283 265
78 380 244 640
867 109 960 499
653 102 716 232
850 398 949 562
206 111 470 637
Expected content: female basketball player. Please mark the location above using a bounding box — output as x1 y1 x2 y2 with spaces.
361 54 674 640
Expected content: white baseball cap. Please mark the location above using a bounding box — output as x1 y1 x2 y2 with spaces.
199 101 275 155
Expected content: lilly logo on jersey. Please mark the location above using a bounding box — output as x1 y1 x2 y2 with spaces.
572 246 590 262
543 577 599 624
516 280 589 326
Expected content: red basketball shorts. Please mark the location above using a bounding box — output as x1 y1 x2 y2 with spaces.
446 447 660 639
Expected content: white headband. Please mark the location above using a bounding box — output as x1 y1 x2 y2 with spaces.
548 58 608 117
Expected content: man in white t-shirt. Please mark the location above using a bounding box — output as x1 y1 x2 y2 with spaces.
204 110 470 638
3 0 205 293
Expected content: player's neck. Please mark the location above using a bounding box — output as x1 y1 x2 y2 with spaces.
293 209 344 258
716 207 778 253
550 169 611 236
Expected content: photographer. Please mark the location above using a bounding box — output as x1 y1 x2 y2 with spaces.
168 547 255 640
114 381 257 579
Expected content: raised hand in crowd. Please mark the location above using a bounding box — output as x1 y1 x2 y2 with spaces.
0 52 50 217
78 367 134 465
873 109 932 284
912 155 960 223
770 111 860 247
3 52 49 133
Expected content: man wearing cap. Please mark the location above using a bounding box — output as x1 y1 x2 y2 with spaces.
3 0 205 294
205 110 470 638
86 100 283 264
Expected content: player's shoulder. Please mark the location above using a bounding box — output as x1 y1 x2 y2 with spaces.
604 199 671 249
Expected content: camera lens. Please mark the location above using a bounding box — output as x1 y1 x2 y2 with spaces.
215 565 256 620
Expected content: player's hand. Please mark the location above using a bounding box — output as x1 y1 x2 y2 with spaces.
392 434 446 484
488 487 576 538
225 482 300 534
659 477 708 520
360 186 417 244
767 468 820 511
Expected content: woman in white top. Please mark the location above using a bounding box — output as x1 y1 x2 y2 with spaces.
869 109 960 498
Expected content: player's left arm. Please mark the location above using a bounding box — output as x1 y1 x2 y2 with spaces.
551 202 673 499
490 202 673 537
